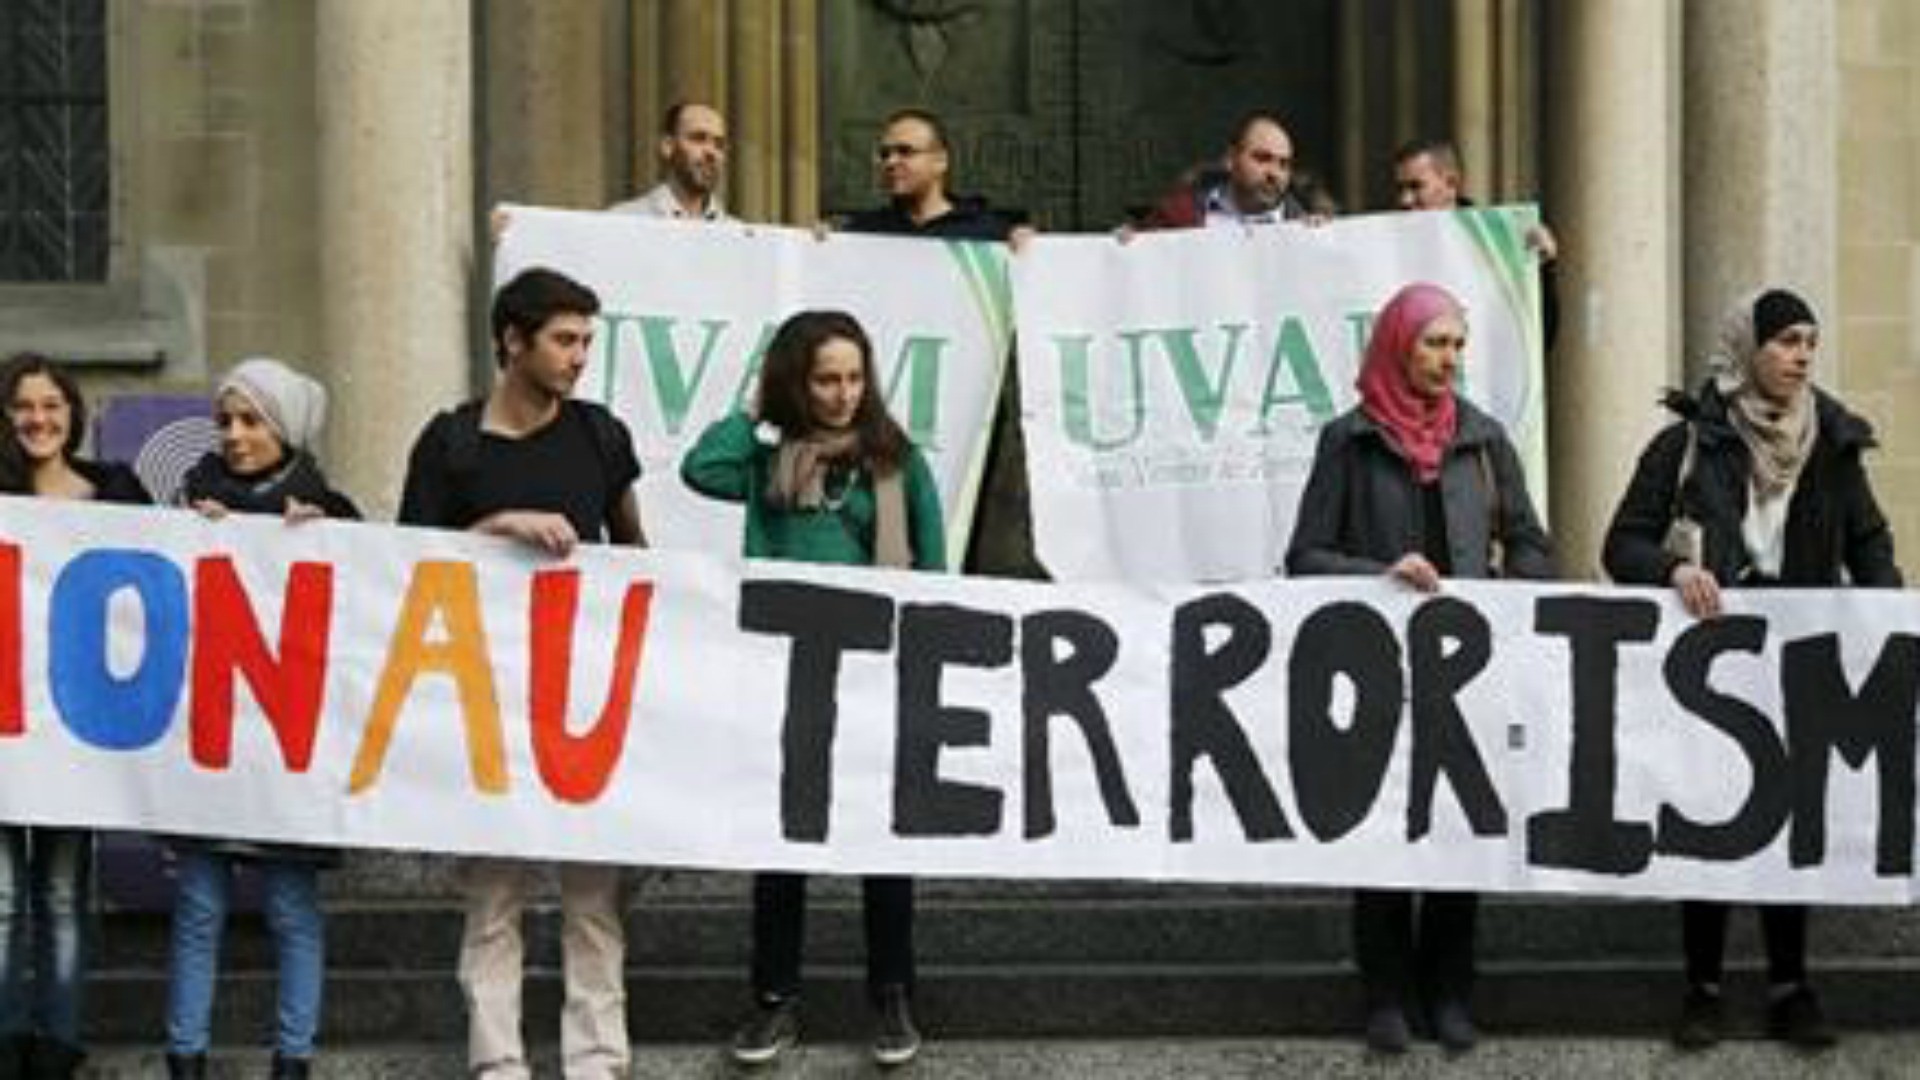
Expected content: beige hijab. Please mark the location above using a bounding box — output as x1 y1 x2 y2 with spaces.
1704 290 1818 500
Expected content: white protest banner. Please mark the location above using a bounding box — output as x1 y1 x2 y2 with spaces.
493 207 1013 561
1014 207 1547 582
2 498 1917 904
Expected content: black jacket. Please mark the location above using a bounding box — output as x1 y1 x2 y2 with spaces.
843 195 1020 241
1286 399 1555 581
1602 384 1901 589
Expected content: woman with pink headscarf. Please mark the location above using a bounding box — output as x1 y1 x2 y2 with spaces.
1287 283 1554 1053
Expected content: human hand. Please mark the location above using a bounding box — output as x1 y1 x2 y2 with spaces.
1669 563 1722 619
192 498 229 521
476 510 579 558
1387 553 1442 593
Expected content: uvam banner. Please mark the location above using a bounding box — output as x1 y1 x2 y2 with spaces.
1014 207 1548 583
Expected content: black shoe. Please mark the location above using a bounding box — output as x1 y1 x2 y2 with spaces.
1430 997 1478 1052
1363 1003 1411 1054
1767 985 1837 1050
871 984 922 1067
730 996 800 1066
1672 985 1723 1050
164 1053 208 1080
271 1053 313 1079
23 1038 82 1080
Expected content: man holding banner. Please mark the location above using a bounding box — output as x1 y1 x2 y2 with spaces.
398 268 646 1080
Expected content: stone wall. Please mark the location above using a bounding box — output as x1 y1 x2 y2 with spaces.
1837 0 1920 560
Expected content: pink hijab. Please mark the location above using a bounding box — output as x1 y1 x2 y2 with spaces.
1356 283 1462 484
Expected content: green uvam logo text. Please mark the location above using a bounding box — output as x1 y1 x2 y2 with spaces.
588 312 952 447
1049 312 1372 449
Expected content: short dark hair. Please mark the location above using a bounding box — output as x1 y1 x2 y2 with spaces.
490 268 600 368
1228 110 1291 150
755 310 909 472
883 107 950 152
1393 137 1462 175
661 101 717 138
0 351 88 461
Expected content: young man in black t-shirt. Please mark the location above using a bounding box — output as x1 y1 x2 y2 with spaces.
399 267 643 1080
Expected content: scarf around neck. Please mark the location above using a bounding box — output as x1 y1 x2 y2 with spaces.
764 429 912 568
1705 290 1819 500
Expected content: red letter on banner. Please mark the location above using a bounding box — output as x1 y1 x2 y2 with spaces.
0 543 21 737
190 556 334 772
528 570 653 804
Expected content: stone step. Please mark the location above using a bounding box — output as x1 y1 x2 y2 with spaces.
72 1034 1920 1078
79 957 1920 1043
94 891 1920 970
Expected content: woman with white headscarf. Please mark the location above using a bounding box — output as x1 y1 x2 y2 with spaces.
1603 288 1902 1051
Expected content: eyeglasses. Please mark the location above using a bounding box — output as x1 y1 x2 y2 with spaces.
875 142 932 162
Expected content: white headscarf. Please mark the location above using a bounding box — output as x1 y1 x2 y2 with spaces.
218 357 328 452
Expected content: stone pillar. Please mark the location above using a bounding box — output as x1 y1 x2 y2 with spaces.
484 0 617 209
1543 0 1682 578
1682 0 1838 385
1453 0 1495 202
630 0 818 223
317 1 474 516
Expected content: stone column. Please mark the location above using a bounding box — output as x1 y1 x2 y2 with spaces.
317 1 474 516
1682 0 1838 385
484 0 616 210
1542 0 1682 578
1453 0 1496 202
630 0 818 223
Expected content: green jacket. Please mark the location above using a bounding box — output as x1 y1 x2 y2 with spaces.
681 410 947 571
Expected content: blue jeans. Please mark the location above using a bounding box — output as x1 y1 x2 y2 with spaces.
0 826 92 1047
165 849 324 1058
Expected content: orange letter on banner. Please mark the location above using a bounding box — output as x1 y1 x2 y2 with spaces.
0 543 21 736
190 557 333 772
528 570 654 804
349 561 507 794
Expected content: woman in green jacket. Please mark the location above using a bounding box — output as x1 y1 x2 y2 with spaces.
682 309 944 1068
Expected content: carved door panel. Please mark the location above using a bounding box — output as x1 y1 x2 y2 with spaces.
820 0 1345 229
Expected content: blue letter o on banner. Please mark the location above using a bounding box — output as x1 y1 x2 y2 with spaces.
49 550 189 750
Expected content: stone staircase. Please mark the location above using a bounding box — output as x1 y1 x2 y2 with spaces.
77 848 1920 1072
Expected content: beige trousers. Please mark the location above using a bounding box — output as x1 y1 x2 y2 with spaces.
458 858 629 1079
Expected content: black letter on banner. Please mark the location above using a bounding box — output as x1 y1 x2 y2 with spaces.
1654 617 1790 861
1021 609 1141 839
739 581 896 843
1289 601 1403 840
894 603 1012 837
1407 597 1506 839
1782 632 1920 876
1170 593 1290 841
1526 597 1657 874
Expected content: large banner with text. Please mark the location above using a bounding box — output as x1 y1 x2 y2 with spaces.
2 499 1917 904
494 207 1013 561
1015 207 1547 582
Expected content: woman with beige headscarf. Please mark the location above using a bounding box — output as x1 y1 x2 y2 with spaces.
1603 287 1902 1051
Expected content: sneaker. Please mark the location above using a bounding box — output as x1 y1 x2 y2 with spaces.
872 984 922 1067
1363 1002 1411 1054
1672 985 1723 1050
731 996 800 1066
1767 985 1837 1050
1430 997 1478 1052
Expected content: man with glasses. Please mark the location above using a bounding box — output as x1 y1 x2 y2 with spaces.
843 108 1022 240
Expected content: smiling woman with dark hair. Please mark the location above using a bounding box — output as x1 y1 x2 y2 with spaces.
0 352 151 1079
1603 287 1902 1052
683 309 945 1068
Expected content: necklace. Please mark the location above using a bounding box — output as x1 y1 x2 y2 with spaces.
820 467 856 512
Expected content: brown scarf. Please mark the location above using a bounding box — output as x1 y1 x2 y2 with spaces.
765 431 912 568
